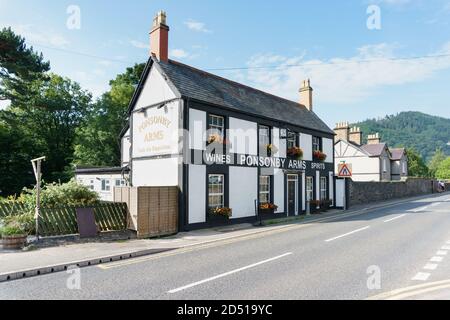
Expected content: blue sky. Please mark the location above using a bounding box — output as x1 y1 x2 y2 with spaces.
1 0 450 128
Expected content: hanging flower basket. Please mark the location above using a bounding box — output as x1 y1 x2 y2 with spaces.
266 144 278 156
287 147 303 159
313 151 327 162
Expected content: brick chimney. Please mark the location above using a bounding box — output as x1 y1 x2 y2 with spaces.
349 127 363 146
367 133 381 145
150 11 169 62
334 122 350 142
299 79 313 111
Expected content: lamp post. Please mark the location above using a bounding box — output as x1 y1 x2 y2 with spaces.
31 156 46 242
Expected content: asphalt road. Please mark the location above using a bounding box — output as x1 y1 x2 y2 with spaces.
1 193 450 300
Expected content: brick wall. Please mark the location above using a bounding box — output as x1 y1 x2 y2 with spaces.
349 178 436 206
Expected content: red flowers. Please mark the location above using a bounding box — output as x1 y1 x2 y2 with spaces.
287 147 303 159
313 150 327 162
260 203 278 211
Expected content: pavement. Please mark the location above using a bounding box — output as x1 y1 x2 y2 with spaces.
1 192 449 300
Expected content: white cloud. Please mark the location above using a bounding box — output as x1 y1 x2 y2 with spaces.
184 19 212 33
229 42 450 104
130 40 149 50
5 24 70 48
170 49 189 59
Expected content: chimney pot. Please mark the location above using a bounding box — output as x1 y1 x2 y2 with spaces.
150 10 169 62
299 78 313 111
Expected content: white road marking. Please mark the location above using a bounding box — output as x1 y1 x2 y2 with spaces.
168 252 293 294
424 263 438 271
325 226 370 242
383 214 406 223
436 250 448 256
412 272 431 281
410 206 429 212
442 246 450 250
431 202 440 207
447 241 450 245
430 256 444 262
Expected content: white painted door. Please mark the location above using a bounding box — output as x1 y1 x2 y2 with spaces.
336 179 345 208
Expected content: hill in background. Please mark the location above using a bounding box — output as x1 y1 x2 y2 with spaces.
353 111 450 162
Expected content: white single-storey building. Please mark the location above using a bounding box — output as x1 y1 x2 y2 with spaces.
76 167 129 202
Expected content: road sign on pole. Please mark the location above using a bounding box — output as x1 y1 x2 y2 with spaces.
338 163 352 178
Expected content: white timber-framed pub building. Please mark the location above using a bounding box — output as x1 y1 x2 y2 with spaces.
78 11 338 231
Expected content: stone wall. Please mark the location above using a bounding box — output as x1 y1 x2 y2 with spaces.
349 178 436 206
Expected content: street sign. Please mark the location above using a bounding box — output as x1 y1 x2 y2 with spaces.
338 163 352 177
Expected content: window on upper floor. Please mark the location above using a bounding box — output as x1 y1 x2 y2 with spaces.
312 136 321 152
259 125 270 155
287 131 297 149
208 114 224 136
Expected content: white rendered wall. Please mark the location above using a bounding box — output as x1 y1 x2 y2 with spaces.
229 167 258 219
300 133 313 161
189 109 206 151
273 169 285 213
188 165 206 224
76 173 126 202
322 138 334 164
229 118 258 155
132 158 179 187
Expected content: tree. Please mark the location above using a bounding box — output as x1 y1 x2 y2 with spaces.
428 148 447 178
73 63 145 167
406 148 429 178
435 157 450 180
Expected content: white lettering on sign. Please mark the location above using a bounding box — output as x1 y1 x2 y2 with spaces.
311 163 326 170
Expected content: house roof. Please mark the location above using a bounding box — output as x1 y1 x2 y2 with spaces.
75 166 129 175
129 57 334 135
390 148 406 161
360 143 388 157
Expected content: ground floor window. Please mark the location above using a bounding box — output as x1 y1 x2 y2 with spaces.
115 179 125 187
89 180 94 190
208 174 224 209
320 177 327 200
101 179 110 192
259 175 271 203
306 177 313 201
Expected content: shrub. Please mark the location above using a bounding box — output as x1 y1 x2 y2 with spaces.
18 179 99 209
0 212 35 237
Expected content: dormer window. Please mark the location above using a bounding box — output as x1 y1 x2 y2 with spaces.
312 136 321 152
208 114 224 139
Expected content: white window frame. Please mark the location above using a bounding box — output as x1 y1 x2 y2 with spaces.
101 179 110 192
312 136 321 152
115 179 125 187
306 177 314 201
208 115 225 138
287 131 297 149
89 180 95 191
383 158 387 173
259 126 270 153
208 174 225 209
259 175 271 204
402 161 406 175
320 177 327 200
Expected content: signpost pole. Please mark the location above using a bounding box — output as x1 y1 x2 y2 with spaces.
31 156 46 242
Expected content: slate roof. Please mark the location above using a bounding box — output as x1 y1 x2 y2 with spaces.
390 148 406 161
75 166 129 175
360 143 388 157
153 58 334 135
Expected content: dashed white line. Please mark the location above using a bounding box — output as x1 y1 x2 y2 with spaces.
436 250 448 256
430 256 444 263
409 206 429 213
383 214 406 223
412 272 431 281
168 252 293 294
325 226 370 242
442 246 450 250
431 202 441 207
424 263 438 271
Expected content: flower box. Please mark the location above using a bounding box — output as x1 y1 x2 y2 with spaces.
287 147 303 159
259 203 278 215
313 151 327 162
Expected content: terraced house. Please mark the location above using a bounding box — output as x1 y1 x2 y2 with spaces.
78 11 337 230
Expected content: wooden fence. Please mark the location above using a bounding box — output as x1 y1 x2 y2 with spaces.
0 202 128 237
114 187 178 239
